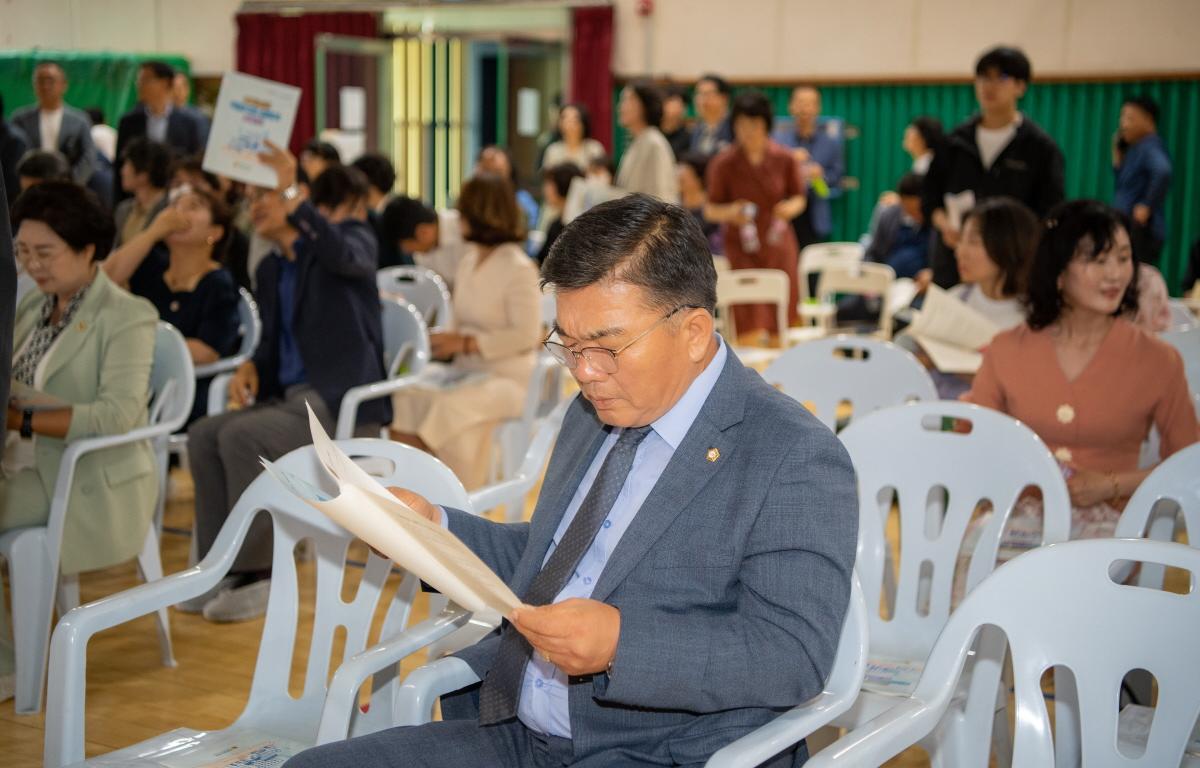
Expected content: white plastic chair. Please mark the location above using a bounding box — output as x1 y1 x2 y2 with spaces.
377 265 454 331
473 399 569 522
489 354 565 507
193 287 263 381
1118 442 1200 589
798 241 864 304
833 401 1072 767
716 269 791 343
1167 298 1197 331
762 335 936 432
806 539 1200 768
713 254 731 272
0 322 194 715
816 261 897 338
1162 326 1200 398
44 439 474 767
703 574 868 767
335 298 432 440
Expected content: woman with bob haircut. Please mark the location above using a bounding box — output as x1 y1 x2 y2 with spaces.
966 199 1198 539
388 173 542 488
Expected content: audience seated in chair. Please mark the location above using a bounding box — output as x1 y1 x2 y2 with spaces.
965 199 1199 544
285 192 858 768
15 149 71 193
382 196 467 288
677 150 722 256
113 137 170 248
103 185 241 424
1 182 159 699
182 141 388 623
535 162 584 266
351 152 407 269
388 173 541 490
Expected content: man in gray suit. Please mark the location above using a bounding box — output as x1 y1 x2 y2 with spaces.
287 194 859 767
9 61 96 185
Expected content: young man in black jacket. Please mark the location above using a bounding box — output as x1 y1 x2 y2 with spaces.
922 46 1065 288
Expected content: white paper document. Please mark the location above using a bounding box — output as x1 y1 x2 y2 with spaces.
907 285 1001 374
943 189 976 232
261 404 521 619
202 72 301 188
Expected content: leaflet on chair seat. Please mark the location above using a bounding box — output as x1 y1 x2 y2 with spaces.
260 403 520 620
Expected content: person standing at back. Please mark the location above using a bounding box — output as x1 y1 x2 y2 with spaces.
1112 95 1172 265
772 85 845 252
922 46 1065 289
115 61 209 200
9 61 96 185
688 73 732 157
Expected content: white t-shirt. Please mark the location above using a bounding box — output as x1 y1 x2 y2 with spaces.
39 107 64 151
975 116 1022 170
948 283 1025 330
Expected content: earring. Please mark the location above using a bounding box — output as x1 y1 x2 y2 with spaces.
206 236 216 245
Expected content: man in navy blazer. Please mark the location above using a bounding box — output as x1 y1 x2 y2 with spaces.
9 61 97 185
287 195 858 766
114 61 209 199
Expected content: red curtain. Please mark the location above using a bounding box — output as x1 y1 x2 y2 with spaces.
571 7 615 152
235 12 378 154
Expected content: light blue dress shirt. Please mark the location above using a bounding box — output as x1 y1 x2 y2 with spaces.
517 337 728 738
146 105 173 144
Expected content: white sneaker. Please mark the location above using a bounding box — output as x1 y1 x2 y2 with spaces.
202 579 271 623
174 575 241 614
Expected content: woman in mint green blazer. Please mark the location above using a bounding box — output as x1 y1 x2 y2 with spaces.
2 182 159 575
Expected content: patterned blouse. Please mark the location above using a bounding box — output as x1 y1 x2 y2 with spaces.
12 282 91 386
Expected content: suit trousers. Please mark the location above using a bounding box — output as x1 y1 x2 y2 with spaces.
283 719 574 768
187 385 337 574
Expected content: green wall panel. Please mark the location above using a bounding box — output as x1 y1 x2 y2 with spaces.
615 78 1200 294
1 50 191 135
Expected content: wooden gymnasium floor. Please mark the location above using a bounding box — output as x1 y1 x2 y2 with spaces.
3 469 947 768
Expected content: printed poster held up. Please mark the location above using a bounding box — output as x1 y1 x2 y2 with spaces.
202 72 301 188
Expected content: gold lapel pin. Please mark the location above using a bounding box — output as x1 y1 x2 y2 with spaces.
77 321 87 331
706 447 720 463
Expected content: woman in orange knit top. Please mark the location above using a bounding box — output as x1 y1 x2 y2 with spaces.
966 199 1198 538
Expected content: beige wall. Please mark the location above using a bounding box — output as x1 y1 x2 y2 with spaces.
613 0 1200 79
0 0 242 74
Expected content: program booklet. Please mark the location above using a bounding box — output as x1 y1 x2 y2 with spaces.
907 285 1001 374
202 72 301 188
261 404 521 620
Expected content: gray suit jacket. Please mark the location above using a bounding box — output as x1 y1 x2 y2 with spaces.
9 104 97 184
445 348 859 766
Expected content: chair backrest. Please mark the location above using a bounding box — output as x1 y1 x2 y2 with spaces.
192 288 262 381
1118 442 1200 589
909 539 1200 766
712 254 731 272
224 439 471 736
762 335 936 431
799 241 864 301
838 402 1071 660
496 353 565 479
148 322 196 435
377 266 454 330
1167 299 1197 331
1161 326 1200 399
715 269 790 344
815 262 897 337
380 298 431 379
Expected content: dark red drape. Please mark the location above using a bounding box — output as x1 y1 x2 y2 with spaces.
571 7 615 152
236 12 378 155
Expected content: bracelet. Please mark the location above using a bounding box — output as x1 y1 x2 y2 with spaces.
461 336 471 355
1106 471 1121 500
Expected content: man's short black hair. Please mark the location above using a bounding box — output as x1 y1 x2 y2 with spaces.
382 196 437 243
309 165 369 210
17 149 70 182
908 116 944 151
302 139 342 164
628 81 664 130
730 90 774 134
1123 95 1161 125
542 162 585 200
663 84 689 107
975 46 1032 83
350 153 397 194
139 60 176 83
697 73 731 97
85 106 105 126
120 137 172 189
896 172 924 198
541 193 717 314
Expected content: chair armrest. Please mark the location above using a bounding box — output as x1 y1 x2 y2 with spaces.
335 376 422 441
705 691 855 768
314 606 474 745
395 657 481 726
207 372 233 415
194 353 248 380
468 403 566 515
803 699 936 768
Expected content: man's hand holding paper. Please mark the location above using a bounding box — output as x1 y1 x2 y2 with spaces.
510 599 620 676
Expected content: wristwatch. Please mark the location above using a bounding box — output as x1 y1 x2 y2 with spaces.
20 409 34 439
281 183 301 202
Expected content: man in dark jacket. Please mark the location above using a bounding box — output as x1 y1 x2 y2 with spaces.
922 46 1064 288
184 142 387 623
1113 95 1172 264
0 157 14 413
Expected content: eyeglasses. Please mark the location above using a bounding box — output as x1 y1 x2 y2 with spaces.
543 305 692 374
16 247 67 270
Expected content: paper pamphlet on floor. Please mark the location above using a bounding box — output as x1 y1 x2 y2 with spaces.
907 285 1000 374
260 403 520 619
84 727 308 768
202 72 301 188
8 379 70 411
943 189 976 232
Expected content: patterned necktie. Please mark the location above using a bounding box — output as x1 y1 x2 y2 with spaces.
478 424 653 725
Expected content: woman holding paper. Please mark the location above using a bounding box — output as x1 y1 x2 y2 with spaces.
966 200 1199 539
389 173 541 489
1 182 159 696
